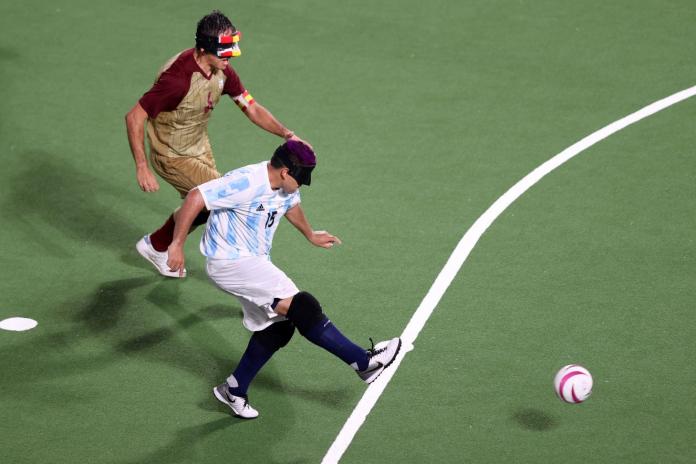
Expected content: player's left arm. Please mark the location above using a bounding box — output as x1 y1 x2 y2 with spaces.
167 188 207 276
243 102 312 147
284 204 341 249
225 66 311 147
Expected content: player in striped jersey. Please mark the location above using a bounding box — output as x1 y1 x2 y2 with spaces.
166 141 401 418
126 10 309 277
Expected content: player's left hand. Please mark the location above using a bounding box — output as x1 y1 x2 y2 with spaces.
310 230 341 249
288 134 313 150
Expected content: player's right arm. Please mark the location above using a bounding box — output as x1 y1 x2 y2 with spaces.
125 102 160 192
167 188 206 277
126 54 187 193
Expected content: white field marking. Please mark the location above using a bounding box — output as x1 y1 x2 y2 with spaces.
322 85 696 464
0 317 38 331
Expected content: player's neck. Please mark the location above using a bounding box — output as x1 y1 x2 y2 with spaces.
193 50 214 76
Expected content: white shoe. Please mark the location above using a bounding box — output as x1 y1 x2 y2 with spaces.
213 383 259 419
135 235 186 278
357 337 402 384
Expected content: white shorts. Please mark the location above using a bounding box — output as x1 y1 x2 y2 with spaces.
206 256 299 332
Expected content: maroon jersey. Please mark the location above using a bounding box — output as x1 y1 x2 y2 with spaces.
140 49 246 158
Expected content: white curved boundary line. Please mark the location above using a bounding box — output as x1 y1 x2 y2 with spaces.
322 86 696 464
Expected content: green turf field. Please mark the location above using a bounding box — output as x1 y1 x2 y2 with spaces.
2 1 695 463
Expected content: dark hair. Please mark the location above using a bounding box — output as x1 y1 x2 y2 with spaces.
270 151 295 170
196 10 234 40
270 141 316 185
271 141 316 169
270 155 285 170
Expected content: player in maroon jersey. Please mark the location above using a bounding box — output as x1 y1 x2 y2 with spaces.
126 10 309 277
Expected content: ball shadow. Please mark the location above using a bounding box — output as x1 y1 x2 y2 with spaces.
511 408 558 431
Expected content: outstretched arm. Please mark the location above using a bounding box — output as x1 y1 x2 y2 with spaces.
125 102 160 192
284 204 341 249
244 102 312 148
167 188 207 276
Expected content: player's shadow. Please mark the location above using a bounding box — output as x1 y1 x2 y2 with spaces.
1 275 352 464
129 279 355 410
511 408 558 431
81 281 343 464
1 150 212 280
93 278 243 381
1 274 354 464
1 271 353 412
4 150 149 257
92 277 352 409
118 417 312 464
118 418 237 464
0 277 243 394
78 276 159 332
0 277 156 399
253 368 354 410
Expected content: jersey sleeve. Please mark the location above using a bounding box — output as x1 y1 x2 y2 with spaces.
139 68 190 119
224 65 256 112
222 65 244 96
198 172 256 211
289 192 301 209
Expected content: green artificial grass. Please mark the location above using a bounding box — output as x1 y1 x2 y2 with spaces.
1 1 695 463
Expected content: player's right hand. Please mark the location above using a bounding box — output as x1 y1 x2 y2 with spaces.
136 166 160 192
166 245 186 278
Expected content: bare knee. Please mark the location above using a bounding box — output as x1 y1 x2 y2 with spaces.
277 291 325 336
273 296 293 315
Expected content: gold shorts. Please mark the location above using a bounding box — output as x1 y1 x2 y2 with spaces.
150 152 221 198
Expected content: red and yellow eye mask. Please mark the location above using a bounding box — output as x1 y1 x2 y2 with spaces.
216 31 241 58
195 31 241 58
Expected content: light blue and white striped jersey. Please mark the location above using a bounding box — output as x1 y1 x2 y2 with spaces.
198 161 301 259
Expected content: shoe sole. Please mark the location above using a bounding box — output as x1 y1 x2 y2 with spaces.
367 338 402 384
212 386 258 419
135 238 186 278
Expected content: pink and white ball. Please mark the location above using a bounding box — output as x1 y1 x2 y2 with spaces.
554 364 593 403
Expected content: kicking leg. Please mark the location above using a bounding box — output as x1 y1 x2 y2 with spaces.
278 291 401 383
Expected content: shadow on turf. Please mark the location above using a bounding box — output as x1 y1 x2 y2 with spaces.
116 417 243 464
195 375 354 414
5 151 146 255
83 277 354 410
85 277 242 380
1 275 355 463
0 277 237 389
92 279 352 464
511 408 558 431
2 150 213 282
0 46 20 61
2 272 356 412
117 416 313 464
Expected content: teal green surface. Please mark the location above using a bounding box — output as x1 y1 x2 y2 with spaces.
1 1 695 463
